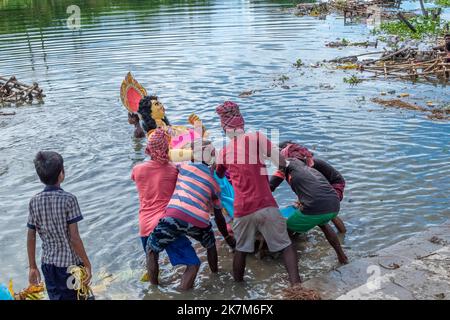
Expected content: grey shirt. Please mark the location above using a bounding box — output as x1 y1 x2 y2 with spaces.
285 159 340 215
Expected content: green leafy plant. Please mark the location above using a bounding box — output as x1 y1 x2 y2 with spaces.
374 15 447 40
278 75 290 82
343 75 363 85
435 0 450 6
293 59 304 68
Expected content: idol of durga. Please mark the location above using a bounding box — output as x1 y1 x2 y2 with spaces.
120 72 206 158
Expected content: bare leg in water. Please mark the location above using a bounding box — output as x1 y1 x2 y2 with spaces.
207 245 218 273
234 245 301 285
331 217 347 234
233 251 247 282
319 224 349 264
281 244 302 285
146 250 159 285
180 265 200 291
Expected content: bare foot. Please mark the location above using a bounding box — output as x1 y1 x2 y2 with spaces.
338 255 349 265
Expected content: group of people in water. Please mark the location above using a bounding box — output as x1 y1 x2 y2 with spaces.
24 96 348 300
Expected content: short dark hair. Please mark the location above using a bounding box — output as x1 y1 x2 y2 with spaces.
33 151 64 185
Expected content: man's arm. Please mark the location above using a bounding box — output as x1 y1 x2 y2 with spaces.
313 158 346 201
69 223 92 285
215 164 226 179
27 228 41 285
269 175 285 192
314 158 345 185
214 208 236 249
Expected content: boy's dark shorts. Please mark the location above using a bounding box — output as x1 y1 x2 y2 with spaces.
42 264 78 300
147 217 216 254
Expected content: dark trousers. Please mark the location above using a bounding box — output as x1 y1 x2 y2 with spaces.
42 264 78 300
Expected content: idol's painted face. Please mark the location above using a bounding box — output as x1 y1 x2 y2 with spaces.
151 100 165 120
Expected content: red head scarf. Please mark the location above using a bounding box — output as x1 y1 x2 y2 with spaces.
281 143 314 167
145 129 170 164
216 101 245 131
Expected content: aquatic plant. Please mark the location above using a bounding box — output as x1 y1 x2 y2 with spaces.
434 0 450 6
278 75 290 82
374 15 448 40
293 59 304 68
343 75 363 85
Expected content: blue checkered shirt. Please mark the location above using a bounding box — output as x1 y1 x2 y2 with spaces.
27 186 83 267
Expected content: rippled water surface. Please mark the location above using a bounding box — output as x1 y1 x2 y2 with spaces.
0 0 449 299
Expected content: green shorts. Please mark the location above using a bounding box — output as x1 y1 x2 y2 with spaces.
286 209 338 233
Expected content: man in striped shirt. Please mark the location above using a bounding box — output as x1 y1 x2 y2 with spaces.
146 141 236 290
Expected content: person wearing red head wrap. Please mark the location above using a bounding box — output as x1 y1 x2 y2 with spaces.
270 141 348 264
132 128 203 285
216 101 245 132
272 140 347 234
215 102 301 286
280 143 315 168
145 128 170 164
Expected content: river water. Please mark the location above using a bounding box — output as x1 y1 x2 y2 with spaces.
0 0 449 299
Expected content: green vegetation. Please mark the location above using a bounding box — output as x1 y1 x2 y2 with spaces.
340 38 350 46
374 15 448 40
293 59 304 68
0 0 210 35
278 75 290 82
343 75 363 85
435 0 450 6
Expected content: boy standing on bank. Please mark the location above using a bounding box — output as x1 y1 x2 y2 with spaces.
27 151 92 300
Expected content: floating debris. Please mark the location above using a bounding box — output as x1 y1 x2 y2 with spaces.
294 3 328 18
238 90 256 98
371 98 450 120
371 98 426 111
293 58 304 68
378 262 401 270
293 0 413 22
343 75 364 85
327 37 450 84
0 111 16 116
0 76 45 106
278 75 290 82
326 38 378 48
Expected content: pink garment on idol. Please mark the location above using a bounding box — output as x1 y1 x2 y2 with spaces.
216 101 245 130
281 143 314 167
146 128 170 164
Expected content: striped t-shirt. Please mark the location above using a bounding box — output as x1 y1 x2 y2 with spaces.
166 163 221 228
